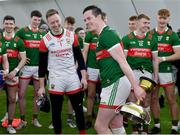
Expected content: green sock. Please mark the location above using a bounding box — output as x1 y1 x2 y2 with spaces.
20 115 25 121
33 114 38 119
8 119 13 125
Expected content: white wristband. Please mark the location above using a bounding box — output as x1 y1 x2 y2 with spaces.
14 68 19 72
162 57 166 62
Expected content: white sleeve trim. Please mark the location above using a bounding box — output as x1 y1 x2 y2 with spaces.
108 43 120 52
173 45 180 49
19 51 26 54
3 54 7 56
152 50 158 53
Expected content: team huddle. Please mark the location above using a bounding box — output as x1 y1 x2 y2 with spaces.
0 4 180 134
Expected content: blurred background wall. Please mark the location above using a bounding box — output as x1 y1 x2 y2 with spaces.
0 0 179 36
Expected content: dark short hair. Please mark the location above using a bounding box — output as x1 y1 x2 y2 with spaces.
75 27 84 34
101 12 107 20
65 16 75 25
46 9 59 19
83 5 102 17
129 15 137 21
3 15 15 23
31 10 42 18
137 14 150 20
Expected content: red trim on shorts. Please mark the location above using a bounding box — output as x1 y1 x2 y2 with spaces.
99 104 120 109
19 76 31 80
19 77 39 81
6 84 19 88
66 88 81 95
160 82 175 87
48 90 65 95
87 80 98 83
79 130 86 134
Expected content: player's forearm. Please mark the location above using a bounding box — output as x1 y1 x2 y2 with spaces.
165 52 180 61
39 78 45 88
73 46 86 70
109 45 139 90
80 69 87 80
2 54 9 73
118 58 139 89
15 52 26 72
39 52 48 78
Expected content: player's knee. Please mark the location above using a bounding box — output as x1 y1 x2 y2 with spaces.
94 120 106 133
167 97 177 106
18 91 25 99
8 97 16 104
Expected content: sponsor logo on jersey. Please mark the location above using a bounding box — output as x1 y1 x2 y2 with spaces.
32 34 37 39
25 34 31 37
5 41 10 47
130 41 136 44
66 38 70 45
49 43 55 46
138 40 144 46
166 36 169 41
158 36 163 41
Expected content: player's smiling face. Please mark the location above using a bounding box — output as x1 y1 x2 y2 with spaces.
138 18 150 33
3 20 15 34
31 16 41 29
47 14 62 34
157 15 170 28
83 10 99 32
129 20 137 32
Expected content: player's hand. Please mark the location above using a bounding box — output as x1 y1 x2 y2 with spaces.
133 86 146 101
7 70 17 80
81 78 87 90
38 87 46 97
158 57 166 63
2 70 8 80
26 58 30 64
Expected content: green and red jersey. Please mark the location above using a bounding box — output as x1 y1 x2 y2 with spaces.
16 26 45 66
85 32 98 69
152 28 180 72
123 31 158 73
0 39 7 70
96 26 124 87
0 33 25 72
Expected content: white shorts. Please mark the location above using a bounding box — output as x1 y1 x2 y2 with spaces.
99 76 131 109
133 69 152 83
19 66 39 80
158 72 175 87
48 72 81 95
5 76 19 87
87 67 100 83
130 70 152 91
